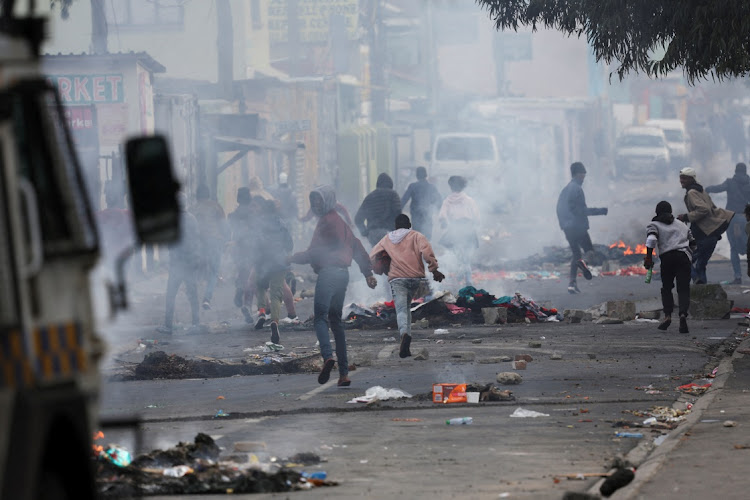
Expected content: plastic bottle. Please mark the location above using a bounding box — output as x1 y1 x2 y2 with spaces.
645 268 653 284
446 417 473 425
302 471 327 480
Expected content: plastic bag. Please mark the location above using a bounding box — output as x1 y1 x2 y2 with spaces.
347 386 413 403
509 407 549 418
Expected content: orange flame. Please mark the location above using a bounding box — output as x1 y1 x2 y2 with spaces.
93 431 104 440
611 241 648 255
609 240 627 249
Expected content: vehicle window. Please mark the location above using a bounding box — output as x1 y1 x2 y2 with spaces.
11 81 97 256
0 141 20 325
663 130 684 142
617 134 665 148
435 137 495 161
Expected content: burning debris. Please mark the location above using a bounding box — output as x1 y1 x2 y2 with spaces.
95 433 335 497
499 243 649 271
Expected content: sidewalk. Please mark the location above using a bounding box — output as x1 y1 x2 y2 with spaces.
589 335 750 499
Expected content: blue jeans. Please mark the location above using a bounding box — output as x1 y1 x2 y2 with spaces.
692 235 719 283
314 267 350 377
390 278 427 337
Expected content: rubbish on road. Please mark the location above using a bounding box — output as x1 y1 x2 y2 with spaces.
214 409 230 418
677 382 711 395
433 328 449 334
510 407 549 418
445 417 473 425
301 471 327 480
383 337 396 342
432 383 467 403
263 342 284 352
163 465 193 477
466 392 480 403
138 339 160 346
642 417 657 426
528 341 542 348
496 372 523 385
216 395 225 400
615 432 643 438
413 348 429 360
734 444 750 449
555 472 609 481
550 352 563 360
95 444 133 468
599 467 635 497
347 386 413 404
723 420 737 427
653 434 668 446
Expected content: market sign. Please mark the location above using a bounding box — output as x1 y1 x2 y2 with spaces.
267 0 359 44
48 74 125 104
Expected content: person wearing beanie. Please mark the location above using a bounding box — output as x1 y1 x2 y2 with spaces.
355 173 402 247
705 163 750 284
644 201 696 333
677 167 735 284
555 162 608 294
369 214 445 358
400 166 442 239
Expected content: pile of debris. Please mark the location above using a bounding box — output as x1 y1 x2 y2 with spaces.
132 351 320 380
96 433 334 497
491 243 646 272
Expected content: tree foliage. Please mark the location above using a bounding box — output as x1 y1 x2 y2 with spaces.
476 0 750 84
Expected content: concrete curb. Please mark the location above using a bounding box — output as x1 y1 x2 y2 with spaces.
585 335 750 499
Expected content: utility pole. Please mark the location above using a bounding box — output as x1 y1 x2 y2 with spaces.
90 0 107 54
217 0 234 100
369 0 386 122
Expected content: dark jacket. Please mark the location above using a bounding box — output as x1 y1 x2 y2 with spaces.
170 211 202 270
355 173 402 236
705 173 750 213
291 185 373 276
401 179 442 218
249 212 293 277
556 179 606 232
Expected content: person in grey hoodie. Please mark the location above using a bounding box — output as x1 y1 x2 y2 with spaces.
705 163 750 284
644 201 696 334
369 214 445 358
555 162 608 294
355 173 402 246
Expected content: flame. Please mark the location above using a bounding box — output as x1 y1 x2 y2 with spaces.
93 431 104 440
610 241 648 255
609 240 627 249
92 430 104 457
623 246 634 255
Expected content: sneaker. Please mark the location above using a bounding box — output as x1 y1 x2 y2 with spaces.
202 300 211 310
577 259 593 280
399 333 412 358
234 288 244 308
337 376 351 387
567 283 581 294
679 315 689 334
657 317 671 331
318 358 335 384
254 311 267 330
241 306 253 324
270 321 280 344
279 316 300 325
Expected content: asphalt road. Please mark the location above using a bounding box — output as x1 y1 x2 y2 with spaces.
95 258 750 499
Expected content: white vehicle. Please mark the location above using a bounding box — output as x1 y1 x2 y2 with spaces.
645 119 689 167
614 126 671 179
426 133 500 181
0 11 179 499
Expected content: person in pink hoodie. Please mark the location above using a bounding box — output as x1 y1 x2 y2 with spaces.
438 176 480 287
370 214 445 358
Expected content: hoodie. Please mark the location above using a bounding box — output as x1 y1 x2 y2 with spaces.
646 213 694 260
354 173 402 235
291 185 373 276
370 229 439 280
438 192 480 224
705 173 750 213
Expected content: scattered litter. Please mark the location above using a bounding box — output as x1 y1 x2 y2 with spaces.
94 444 132 467
263 342 284 352
723 420 737 427
701 419 720 423
510 407 549 418
216 395 225 400
734 444 750 449
635 318 659 323
163 465 193 477
214 409 230 418
434 329 449 335
347 386 412 404
383 337 396 342
445 417 472 425
615 432 643 438
643 417 657 426
359 460 368 464
653 434 668 446
677 382 711 395
301 471 327 480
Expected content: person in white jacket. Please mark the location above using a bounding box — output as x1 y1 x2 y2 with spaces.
370 214 445 358
438 176 480 287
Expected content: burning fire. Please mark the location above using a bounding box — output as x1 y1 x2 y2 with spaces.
609 240 647 255
92 430 104 456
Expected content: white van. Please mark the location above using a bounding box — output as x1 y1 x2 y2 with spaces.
614 126 671 178
645 119 689 167
427 133 499 180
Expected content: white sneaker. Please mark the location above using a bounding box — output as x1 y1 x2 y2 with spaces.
279 316 300 325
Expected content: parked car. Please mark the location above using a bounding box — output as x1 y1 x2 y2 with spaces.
614 126 671 179
645 119 689 167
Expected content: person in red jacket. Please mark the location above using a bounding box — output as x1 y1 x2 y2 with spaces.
290 185 377 386
370 214 445 358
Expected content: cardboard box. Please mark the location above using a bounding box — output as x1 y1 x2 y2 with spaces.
432 383 467 403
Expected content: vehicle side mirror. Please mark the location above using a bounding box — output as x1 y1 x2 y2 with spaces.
423 151 431 162
125 135 180 245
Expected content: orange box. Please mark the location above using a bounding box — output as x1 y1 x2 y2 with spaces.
432 383 467 403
